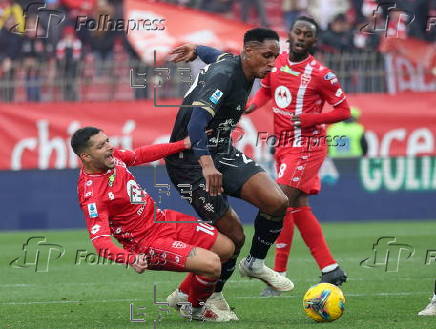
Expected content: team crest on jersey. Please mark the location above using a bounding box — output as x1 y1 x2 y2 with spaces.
274 85 292 109
209 89 223 105
88 203 98 218
301 73 311 87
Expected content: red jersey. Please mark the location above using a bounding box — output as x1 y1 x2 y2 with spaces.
76 141 186 264
260 53 346 149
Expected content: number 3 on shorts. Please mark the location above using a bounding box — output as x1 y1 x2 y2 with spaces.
278 163 287 178
196 222 215 236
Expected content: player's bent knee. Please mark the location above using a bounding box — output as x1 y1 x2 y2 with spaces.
227 230 245 251
222 236 236 261
206 254 221 278
211 233 235 261
264 193 288 216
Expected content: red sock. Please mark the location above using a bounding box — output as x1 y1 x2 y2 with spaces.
179 273 194 295
293 206 336 270
188 275 218 308
274 208 295 273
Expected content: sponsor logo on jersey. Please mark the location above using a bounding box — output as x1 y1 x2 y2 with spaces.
209 89 223 105
274 85 292 109
91 224 101 234
86 180 93 186
84 191 92 198
335 88 343 97
324 72 337 80
280 65 300 76
87 203 98 218
108 192 115 200
172 241 187 249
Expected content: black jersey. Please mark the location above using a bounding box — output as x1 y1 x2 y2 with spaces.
167 54 253 165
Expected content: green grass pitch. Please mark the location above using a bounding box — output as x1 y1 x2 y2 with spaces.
1 221 435 329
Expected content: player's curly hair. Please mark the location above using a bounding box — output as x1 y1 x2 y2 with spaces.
71 127 102 155
291 16 320 36
243 28 279 45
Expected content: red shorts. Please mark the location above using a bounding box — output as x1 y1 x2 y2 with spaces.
275 146 327 195
137 210 218 271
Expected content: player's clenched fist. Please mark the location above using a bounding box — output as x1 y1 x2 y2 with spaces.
132 254 148 274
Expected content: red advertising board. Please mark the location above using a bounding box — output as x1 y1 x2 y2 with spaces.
380 37 436 93
0 92 435 170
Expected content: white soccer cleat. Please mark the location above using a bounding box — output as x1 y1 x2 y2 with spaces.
206 292 239 321
418 295 436 316
260 272 286 297
239 258 294 292
179 303 232 322
261 285 282 297
167 289 188 310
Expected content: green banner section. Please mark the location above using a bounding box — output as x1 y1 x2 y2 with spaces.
360 156 436 192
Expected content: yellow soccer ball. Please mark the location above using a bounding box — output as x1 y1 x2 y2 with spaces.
303 283 345 322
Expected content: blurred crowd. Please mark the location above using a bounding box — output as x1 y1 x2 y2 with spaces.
0 0 434 102
165 0 435 51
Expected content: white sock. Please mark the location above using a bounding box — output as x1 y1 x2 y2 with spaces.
321 263 339 273
211 291 223 298
278 271 287 277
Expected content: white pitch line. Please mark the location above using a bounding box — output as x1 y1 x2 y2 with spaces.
0 292 429 305
2 276 427 288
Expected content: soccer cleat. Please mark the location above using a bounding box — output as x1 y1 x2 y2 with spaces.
260 285 282 297
260 272 287 297
239 258 294 292
179 304 232 322
320 266 347 286
206 292 239 321
167 289 188 310
418 295 436 316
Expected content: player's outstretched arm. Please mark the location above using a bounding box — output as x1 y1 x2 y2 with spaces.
115 138 190 166
169 44 224 64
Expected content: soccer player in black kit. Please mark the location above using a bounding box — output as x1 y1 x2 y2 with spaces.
165 28 294 321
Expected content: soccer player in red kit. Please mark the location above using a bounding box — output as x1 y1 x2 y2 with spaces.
72 127 235 321
246 16 349 296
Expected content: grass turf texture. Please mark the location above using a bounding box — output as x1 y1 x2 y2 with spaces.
1 221 435 329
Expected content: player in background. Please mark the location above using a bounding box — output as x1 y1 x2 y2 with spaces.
165 28 294 320
170 16 349 297
72 127 235 322
247 16 349 295
418 279 436 315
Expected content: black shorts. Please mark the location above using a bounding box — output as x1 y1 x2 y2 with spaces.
165 147 265 224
